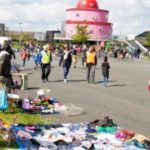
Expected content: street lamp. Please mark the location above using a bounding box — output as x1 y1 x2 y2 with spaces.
19 23 22 45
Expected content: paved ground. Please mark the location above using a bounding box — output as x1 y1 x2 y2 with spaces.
15 54 150 137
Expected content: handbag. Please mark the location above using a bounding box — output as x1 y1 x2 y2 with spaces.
0 86 9 110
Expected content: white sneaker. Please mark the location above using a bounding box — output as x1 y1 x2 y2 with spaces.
64 79 67 83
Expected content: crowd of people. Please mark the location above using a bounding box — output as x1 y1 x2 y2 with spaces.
2 38 148 93
0 41 112 93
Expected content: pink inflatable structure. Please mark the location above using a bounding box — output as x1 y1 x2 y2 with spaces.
65 0 113 41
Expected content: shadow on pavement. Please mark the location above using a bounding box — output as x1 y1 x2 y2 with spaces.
50 80 87 83
95 80 117 84
27 87 40 90
68 80 87 82
107 84 126 87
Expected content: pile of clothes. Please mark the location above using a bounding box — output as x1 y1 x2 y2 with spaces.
21 89 67 115
22 96 62 114
10 116 150 150
21 89 83 116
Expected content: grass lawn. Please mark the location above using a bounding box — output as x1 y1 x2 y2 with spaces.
0 109 52 150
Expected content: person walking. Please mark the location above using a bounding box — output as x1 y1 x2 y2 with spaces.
3 41 16 60
85 45 97 84
72 48 78 68
59 44 72 83
0 42 12 92
32 50 40 70
20 48 28 69
41 44 52 83
102 56 110 87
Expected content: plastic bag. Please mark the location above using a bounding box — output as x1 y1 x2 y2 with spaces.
0 87 9 110
62 104 83 116
37 89 51 97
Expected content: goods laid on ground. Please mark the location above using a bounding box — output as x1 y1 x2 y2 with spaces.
21 89 83 116
0 117 150 150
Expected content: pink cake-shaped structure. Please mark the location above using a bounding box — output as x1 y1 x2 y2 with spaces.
65 0 113 41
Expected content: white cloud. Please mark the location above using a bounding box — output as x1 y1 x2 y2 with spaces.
100 0 150 35
0 0 149 35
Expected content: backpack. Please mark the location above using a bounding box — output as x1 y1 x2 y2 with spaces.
0 87 9 110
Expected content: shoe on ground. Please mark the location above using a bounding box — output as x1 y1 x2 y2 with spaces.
64 79 67 83
46 78 49 82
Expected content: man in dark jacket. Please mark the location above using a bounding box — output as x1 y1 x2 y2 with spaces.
0 42 12 92
2 41 16 60
59 44 72 83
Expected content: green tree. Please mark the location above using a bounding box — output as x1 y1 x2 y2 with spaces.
21 32 33 41
72 24 90 44
145 33 150 47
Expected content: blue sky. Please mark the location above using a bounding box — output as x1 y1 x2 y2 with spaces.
0 0 150 36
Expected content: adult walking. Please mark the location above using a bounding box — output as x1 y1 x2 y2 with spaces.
85 45 97 83
3 41 16 60
102 56 110 87
41 44 52 82
72 48 78 68
59 44 72 83
0 42 12 92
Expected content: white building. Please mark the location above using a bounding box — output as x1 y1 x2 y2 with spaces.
34 32 45 41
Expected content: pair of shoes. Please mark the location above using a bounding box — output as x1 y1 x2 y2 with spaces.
64 79 67 83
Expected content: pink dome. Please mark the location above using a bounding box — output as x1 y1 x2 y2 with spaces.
77 0 99 9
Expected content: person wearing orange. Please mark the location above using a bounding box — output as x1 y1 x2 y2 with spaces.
20 48 28 69
84 45 97 83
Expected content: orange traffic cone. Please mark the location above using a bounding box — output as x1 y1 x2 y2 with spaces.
148 80 150 92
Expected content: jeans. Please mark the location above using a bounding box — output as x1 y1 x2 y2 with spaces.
104 77 108 86
23 59 26 68
63 66 70 79
86 64 95 82
41 63 51 80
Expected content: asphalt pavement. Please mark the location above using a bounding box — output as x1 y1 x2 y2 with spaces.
15 54 150 137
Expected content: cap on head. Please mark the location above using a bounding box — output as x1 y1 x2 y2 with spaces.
43 45 47 51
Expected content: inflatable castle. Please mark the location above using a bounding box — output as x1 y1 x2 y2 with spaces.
65 0 113 41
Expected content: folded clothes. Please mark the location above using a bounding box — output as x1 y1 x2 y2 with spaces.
11 118 149 150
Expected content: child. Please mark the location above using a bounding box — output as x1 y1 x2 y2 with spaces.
20 48 28 69
102 56 110 87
